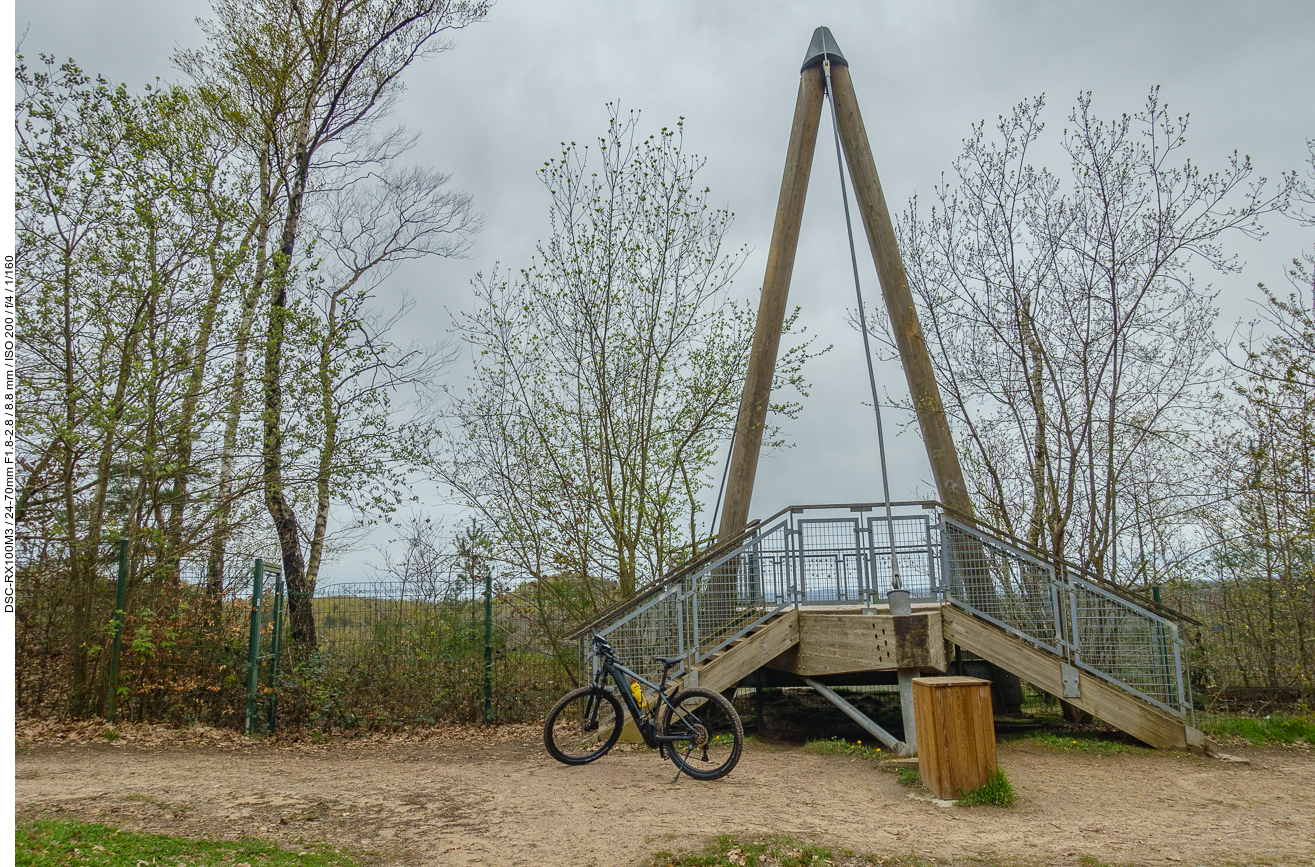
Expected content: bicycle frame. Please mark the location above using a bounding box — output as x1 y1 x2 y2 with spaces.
592 655 700 749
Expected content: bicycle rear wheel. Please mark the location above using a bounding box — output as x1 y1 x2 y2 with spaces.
659 686 744 780
543 685 623 765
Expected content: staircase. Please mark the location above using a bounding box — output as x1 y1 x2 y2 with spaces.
571 502 1210 753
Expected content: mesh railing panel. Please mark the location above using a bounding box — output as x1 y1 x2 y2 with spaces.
867 515 938 598
1068 578 1183 713
798 519 864 603
941 519 1063 652
688 520 791 660
594 587 684 684
750 520 794 606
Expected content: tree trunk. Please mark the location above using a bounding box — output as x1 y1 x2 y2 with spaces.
263 112 315 647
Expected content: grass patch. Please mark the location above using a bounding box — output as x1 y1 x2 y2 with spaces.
648 834 933 866
894 767 921 787
1008 731 1141 755
16 819 359 867
802 736 889 760
956 769 1016 807
1198 713 1314 746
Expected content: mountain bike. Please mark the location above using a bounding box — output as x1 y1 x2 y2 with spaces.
543 634 744 781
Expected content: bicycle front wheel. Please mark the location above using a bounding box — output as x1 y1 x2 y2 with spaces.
659 686 744 780
543 685 623 765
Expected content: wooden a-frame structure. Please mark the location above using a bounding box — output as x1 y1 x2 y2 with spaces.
716 27 976 543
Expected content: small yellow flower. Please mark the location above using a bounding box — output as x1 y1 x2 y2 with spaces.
856 740 861 745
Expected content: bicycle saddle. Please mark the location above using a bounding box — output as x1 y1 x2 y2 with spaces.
653 656 683 668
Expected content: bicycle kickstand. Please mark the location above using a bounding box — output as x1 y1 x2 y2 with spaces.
670 745 694 785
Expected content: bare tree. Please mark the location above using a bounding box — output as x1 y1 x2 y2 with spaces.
895 90 1290 583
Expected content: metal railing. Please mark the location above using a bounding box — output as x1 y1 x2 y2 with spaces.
582 502 1191 720
586 503 942 682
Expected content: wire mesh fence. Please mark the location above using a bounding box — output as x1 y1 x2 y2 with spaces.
940 517 1189 716
16 561 264 727
940 518 1064 653
285 581 566 731
15 557 573 731
797 518 865 603
1066 577 1185 713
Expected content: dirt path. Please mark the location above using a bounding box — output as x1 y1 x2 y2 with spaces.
15 735 1315 866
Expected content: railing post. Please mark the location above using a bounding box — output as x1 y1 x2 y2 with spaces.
1067 584 1082 666
676 582 686 672
690 583 701 665
923 516 936 595
267 568 284 734
106 536 129 724
1170 624 1189 720
245 558 264 736
1049 573 1066 652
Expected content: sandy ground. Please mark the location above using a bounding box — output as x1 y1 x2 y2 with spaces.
14 732 1315 867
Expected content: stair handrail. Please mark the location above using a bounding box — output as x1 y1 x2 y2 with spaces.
932 501 1200 626
565 519 762 642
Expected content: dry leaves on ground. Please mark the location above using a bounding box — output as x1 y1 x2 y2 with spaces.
16 715 541 751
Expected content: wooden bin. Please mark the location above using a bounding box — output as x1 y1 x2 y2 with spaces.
912 676 997 800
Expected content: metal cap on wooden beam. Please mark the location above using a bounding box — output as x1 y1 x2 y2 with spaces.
800 26 847 72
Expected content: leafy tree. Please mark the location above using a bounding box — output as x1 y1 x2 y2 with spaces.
177 0 488 646
437 107 815 618
16 55 271 710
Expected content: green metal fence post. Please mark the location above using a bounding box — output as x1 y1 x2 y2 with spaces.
245 558 264 735
483 567 493 725
106 536 129 723
267 568 285 734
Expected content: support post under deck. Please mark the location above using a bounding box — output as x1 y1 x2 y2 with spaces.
888 588 919 756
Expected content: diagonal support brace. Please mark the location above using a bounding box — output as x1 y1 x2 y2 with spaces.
804 677 909 756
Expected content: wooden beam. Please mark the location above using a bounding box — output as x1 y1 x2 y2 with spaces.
716 66 826 541
770 612 947 676
943 608 1190 750
826 63 974 520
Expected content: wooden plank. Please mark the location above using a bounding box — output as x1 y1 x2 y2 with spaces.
796 613 897 674
696 610 800 694
943 608 1188 750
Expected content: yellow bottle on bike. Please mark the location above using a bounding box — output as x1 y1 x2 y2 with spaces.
629 680 646 707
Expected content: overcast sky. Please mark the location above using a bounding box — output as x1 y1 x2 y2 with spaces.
18 1 1314 584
